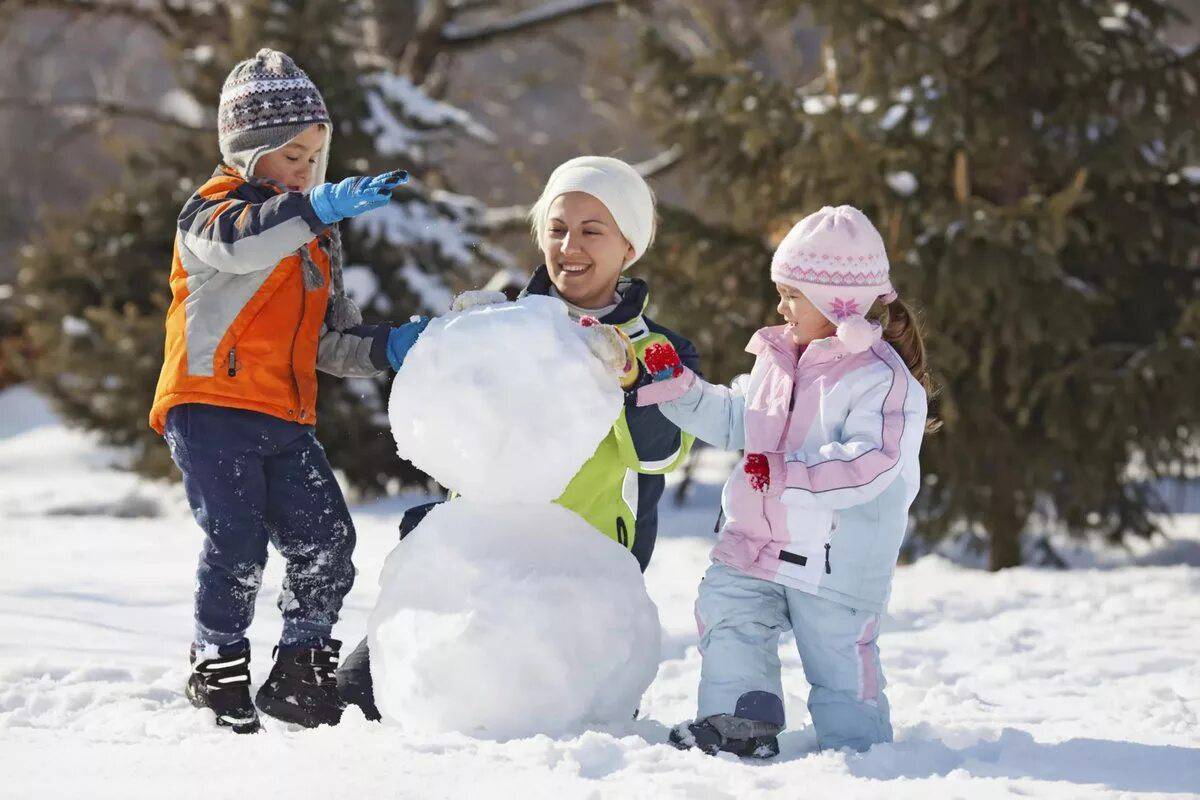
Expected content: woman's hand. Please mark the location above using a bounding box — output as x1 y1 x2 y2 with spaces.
449 290 508 313
578 317 639 389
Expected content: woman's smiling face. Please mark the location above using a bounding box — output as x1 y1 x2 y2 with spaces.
539 192 634 309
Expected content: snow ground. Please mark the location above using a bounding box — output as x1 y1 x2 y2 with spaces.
1 384 1198 799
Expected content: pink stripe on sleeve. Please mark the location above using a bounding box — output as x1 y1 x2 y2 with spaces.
785 350 908 494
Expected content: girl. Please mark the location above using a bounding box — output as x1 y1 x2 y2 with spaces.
150 49 424 733
637 205 932 756
337 156 701 720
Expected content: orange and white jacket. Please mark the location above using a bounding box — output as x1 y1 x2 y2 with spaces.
150 166 383 434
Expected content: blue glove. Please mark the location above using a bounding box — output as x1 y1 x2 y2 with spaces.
386 317 431 370
309 170 409 225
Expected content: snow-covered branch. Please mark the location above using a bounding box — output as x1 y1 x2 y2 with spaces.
0 94 214 132
0 0 230 40
442 0 620 47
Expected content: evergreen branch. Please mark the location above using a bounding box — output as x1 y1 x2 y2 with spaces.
0 94 214 132
441 0 621 47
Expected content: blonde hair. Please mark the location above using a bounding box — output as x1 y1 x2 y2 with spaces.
868 298 942 434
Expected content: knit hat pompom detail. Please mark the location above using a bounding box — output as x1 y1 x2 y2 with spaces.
835 315 882 353
771 204 897 352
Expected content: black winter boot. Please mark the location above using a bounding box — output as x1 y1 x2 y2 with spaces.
186 639 261 734
255 639 345 728
669 715 780 759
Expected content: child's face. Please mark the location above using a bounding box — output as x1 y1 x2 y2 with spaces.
776 282 835 345
540 192 635 310
252 124 326 192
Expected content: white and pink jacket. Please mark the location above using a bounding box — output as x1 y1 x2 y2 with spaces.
640 324 927 612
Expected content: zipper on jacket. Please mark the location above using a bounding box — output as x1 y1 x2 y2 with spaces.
615 517 629 548
289 251 310 418
825 512 838 574
227 347 237 378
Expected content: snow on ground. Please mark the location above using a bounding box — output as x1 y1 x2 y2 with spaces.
2 384 1199 799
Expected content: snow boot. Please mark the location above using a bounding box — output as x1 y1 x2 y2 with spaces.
336 636 382 722
186 639 261 734
255 639 346 728
669 715 780 759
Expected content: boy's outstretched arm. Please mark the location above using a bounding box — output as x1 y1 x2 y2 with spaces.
178 181 330 275
178 170 407 275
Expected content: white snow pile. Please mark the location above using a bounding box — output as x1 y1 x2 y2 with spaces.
368 501 661 738
387 294 622 502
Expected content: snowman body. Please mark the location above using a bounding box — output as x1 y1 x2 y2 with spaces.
369 296 662 738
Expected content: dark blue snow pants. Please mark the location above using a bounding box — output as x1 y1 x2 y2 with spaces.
164 404 356 648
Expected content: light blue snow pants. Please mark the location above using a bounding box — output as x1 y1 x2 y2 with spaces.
694 562 892 752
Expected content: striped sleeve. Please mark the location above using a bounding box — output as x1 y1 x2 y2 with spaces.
781 351 923 510
177 181 327 274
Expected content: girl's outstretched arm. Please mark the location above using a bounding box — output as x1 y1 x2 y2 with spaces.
636 344 745 452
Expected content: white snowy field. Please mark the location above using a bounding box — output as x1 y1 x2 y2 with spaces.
2 383 1199 799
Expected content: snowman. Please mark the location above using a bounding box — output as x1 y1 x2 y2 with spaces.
367 295 662 739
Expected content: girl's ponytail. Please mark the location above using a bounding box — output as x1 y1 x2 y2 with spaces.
871 298 942 434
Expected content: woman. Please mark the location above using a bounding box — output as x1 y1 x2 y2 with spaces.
338 156 701 721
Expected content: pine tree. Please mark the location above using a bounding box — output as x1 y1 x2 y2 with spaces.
17 0 503 493
636 1 1200 568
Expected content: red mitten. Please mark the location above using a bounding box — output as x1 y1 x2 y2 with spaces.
745 452 785 496
644 342 684 381
744 453 771 493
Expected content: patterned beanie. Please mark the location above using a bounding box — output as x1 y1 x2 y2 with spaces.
770 205 898 353
218 48 331 184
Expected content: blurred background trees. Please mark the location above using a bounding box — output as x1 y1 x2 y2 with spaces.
2 0 1198 568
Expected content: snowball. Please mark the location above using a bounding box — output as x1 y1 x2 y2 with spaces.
388 295 622 503
368 500 662 739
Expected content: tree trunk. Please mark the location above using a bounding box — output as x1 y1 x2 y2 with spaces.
987 485 1024 571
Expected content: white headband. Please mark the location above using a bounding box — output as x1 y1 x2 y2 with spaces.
538 156 656 270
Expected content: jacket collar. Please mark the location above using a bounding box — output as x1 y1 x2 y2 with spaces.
521 264 652 338
215 164 285 196
747 325 855 371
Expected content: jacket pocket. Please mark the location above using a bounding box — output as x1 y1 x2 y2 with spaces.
778 497 836 585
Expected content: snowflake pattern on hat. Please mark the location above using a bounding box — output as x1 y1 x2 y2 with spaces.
830 298 860 321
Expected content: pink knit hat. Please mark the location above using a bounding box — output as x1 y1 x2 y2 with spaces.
770 205 898 353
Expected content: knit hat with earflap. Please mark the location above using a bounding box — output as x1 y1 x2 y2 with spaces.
217 49 362 332
770 205 898 353
218 48 331 184
537 156 656 270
